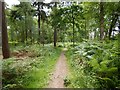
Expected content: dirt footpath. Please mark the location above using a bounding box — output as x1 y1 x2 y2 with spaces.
48 50 69 88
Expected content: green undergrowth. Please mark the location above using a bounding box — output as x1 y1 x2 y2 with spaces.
66 48 99 88
65 39 120 88
2 44 61 89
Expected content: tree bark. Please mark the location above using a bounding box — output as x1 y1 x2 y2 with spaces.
108 2 120 39
72 6 75 47
42 19 44 46
25 12 27 43
38 3 41 43
100 1 104 40
108 14 118 39
0 1 2 47
54 2 57 47
1 1 10 59
54 28 57 47
29 18 32 44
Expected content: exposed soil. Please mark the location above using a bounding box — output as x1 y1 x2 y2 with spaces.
11 50 35 59
0 50 30 60
48 49 69 88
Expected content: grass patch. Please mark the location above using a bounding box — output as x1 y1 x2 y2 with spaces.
2 44 61 88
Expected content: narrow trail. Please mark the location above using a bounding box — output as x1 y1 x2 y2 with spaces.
48 49 69 88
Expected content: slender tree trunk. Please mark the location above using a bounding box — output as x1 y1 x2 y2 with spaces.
109 14 118 39
30 26 32 44
38 4 41 43
109 2 120 39
0 0 1 85
21 25 25 43
54 28 57 47
42 19 44 46
100 1 104 40
25 12 27 44
0 4 1 44
72 7 75 47
38 14 40 43
54 2 57 47
1 1 10 59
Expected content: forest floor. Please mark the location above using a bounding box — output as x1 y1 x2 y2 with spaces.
48 48 69 88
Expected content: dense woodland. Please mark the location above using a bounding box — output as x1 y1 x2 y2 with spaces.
0 0 120 89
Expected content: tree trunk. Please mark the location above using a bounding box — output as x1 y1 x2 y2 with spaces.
42 19 44 46
108 14 118 39
38 3 41 43
1 1 10 59
54 2 57 47
72 7 75 47
0 1 1 86
21 25 25 43
54 28 57 47
100 1 104 40
0 1 2 47
25 12 27 44
108 2 120 39
29 24 32 44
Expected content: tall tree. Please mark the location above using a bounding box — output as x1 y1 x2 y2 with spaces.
0 1 2 46
99 1 104 40
9 2 34 43
41 10 47 46
53 2 57 47
33 1 51 44
33 1 44 43
51 2 83 46
108 2 120 39
37 2 41 43
1 1 10 59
